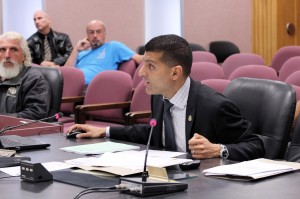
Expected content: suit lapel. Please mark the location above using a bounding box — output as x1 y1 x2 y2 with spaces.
151 95 164 147
185 80 198 151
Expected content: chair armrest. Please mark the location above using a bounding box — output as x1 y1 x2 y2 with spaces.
61 96 84 103
75 101 131 124
125 110 151 125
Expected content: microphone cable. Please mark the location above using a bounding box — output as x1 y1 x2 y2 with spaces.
73 185 130 199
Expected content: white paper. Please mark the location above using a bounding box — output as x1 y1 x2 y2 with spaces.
0 161 74 176
66 150 192 171
60 141 140 155
144 150 186 158
203 159 296 179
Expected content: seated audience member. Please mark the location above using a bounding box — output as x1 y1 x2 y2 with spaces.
27 10 73 67
64 19 143 85
67 34 265 161
0 32 51 120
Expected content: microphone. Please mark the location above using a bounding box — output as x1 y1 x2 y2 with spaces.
0 112 63 136
141 118 157 182
119 118 188 197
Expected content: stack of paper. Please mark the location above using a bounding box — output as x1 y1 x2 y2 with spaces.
65 150 191 176
203 158 300 181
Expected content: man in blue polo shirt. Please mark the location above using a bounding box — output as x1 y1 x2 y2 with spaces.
65 19 143 85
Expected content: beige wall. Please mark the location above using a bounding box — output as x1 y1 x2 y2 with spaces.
44 0 144 52
183 0 251 53
42 0 251 53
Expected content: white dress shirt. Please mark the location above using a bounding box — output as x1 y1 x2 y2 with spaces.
163 77 190 152
106 77 191 152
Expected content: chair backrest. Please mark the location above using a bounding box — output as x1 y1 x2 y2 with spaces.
271 46 300 73
33 66 63 122
228 65 278 81
118 59 137 78
84 70 133 123
136 45 145 55
189 43 206 51
58 67 85 114
222 53 265 78
201 79 231 93
190 62 224 81
192 51 218 63
132 62 144 88
223 77 296 159
278 56 300 81
209 41 240 63
285 115 300 162
130 81 151 124
285 70 300 87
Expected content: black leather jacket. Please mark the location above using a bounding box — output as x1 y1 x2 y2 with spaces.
0 67 51 120
27 30 73 66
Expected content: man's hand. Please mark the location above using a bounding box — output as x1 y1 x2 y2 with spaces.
75 38 91 51
188 133 221 159
66 124 106 139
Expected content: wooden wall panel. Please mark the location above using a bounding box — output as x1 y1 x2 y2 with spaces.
252 0 299 65
252 0 277 65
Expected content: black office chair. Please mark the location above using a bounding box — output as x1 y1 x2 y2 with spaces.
189 42 206 51
209 41 240 63
285 115 300 162
136 45 145 55
33 66 64 122
223 77 296 159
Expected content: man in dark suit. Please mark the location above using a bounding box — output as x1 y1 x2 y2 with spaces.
67 34 264 161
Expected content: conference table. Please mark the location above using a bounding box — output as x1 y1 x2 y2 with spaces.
0 133 300 199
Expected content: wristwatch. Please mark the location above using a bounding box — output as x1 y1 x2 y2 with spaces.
220 144 229 159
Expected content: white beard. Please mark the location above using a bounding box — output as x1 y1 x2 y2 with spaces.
0 60 23 80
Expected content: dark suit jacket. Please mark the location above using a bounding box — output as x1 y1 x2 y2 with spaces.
110 79 265 161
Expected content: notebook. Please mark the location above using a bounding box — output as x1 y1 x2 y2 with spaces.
0 135 50 151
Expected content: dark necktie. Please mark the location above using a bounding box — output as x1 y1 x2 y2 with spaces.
163 99 177 151
44 36 52 61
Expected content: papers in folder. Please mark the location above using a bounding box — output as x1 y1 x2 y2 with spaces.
65 150 190 176
203 158 300 181
60 141 140 155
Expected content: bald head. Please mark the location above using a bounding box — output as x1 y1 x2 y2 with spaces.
33 10 51 35
86 19 106 48
86 20 106 33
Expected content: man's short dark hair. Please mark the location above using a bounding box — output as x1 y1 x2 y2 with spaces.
145 34 192 77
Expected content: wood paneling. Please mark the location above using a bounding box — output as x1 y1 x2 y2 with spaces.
252 0 300 65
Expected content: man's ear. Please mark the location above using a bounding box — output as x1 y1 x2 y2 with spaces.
172 65 183 80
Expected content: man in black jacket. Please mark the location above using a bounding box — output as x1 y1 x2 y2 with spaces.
27 10 73 67
0 31 51 120
67 34 265 161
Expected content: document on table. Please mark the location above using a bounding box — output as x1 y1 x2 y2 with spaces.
65 150 191 176
0 161 74 176
60 141 140 155
203 158 300 181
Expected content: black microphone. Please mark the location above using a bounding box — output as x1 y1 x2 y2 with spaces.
0 112 64 136
119 118 188 197
141 118 157 182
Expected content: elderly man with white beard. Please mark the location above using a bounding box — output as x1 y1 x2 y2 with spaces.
0 32 51 120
